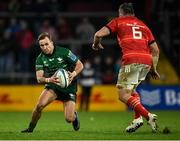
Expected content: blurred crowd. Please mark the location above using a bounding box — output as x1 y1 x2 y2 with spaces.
0 0 179 84
0 15 121 84
0 0 115 13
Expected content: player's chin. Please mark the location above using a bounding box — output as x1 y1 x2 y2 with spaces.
42 51 48 54
43 50 50 54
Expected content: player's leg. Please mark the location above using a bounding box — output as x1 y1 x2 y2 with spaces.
64 100 80 131
116 64 144 133
117 64 145 118
126 88 143 133
117 85 150 133
138 64 158 132
117 64 157 132
130 65 151 121
64 100 76 123
21 89 57 133
131 90 141 119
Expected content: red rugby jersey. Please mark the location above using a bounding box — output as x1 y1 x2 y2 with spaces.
106 16 155 66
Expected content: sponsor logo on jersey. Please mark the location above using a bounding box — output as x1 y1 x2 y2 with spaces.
57 57 62 61
69 93 75 98
57 57 64 63
43 61 48 67
49 58 54 61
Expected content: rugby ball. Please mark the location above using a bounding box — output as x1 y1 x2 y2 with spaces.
55 69 69 88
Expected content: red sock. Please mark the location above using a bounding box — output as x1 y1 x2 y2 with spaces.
131 92 141 119
127 96 149 120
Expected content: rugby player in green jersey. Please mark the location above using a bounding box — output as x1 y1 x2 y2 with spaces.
21 32 83 133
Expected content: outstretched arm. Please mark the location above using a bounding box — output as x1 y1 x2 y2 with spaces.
92 26 110 50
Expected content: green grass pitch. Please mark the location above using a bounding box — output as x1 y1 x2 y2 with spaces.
0 111 179 140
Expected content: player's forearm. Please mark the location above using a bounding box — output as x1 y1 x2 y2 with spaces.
149 42 159 71
37 77 50 83
152 55 159 71
94 26 111 46
73 60 84 77
93 33 102 46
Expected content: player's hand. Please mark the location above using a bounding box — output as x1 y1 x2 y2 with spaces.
68 71 76 84
92 43 104 51
48 75 59 84
149 69 160 80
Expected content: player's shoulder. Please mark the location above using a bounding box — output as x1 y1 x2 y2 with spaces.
131 17 150 29
55 46 71 56
56 46 70 52
137 19 147 25
108 17 119 23
137 19 151 31
109 16 137 23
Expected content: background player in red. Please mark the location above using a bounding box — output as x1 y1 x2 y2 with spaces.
92 3 160 133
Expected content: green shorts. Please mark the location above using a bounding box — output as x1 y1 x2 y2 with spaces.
45 83 77 102
116 63 151 90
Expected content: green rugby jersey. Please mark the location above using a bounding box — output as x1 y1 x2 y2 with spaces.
35 46 78 94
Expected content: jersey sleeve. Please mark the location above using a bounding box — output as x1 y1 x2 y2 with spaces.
35 56 43 71
64 49 78 64
106 18 118 33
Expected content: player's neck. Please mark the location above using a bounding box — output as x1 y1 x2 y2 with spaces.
49 47 54 55
119 14 134 18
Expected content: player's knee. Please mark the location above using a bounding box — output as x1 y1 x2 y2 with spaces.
118 93 126 102
118 88 131 103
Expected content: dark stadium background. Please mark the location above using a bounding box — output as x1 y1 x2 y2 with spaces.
0 0 179 140
0 0 179 84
